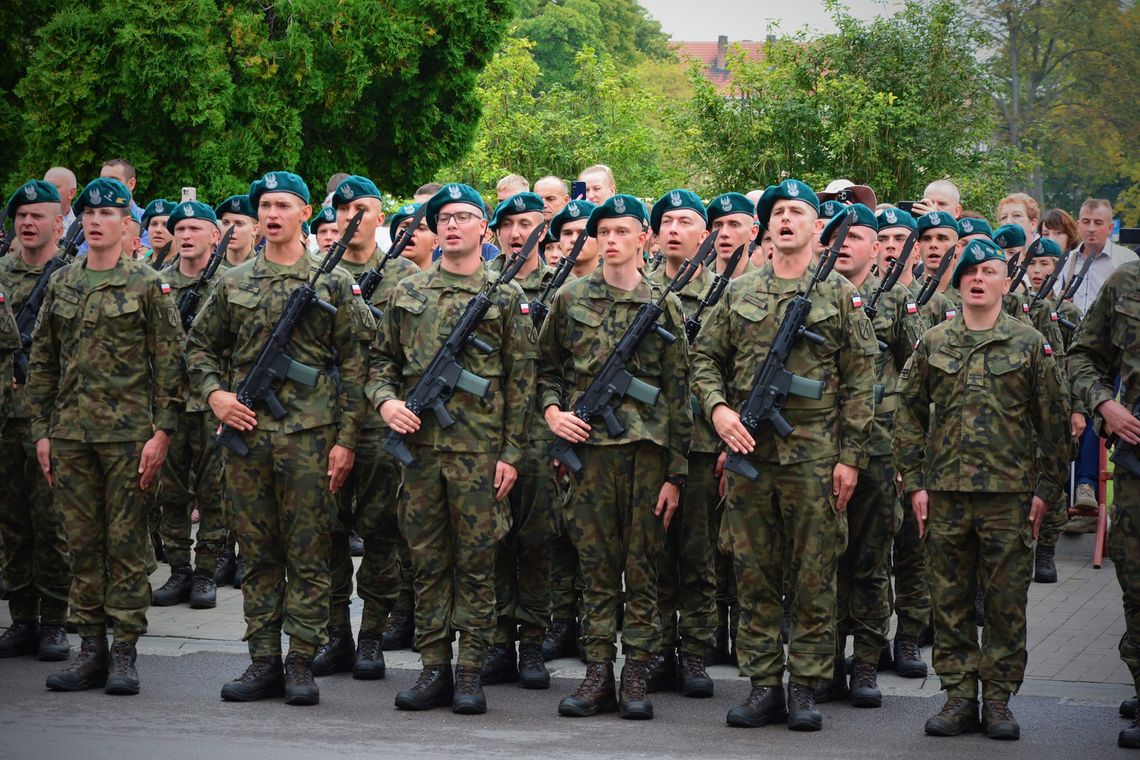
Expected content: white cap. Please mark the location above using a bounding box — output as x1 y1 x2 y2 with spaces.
822 179 855 194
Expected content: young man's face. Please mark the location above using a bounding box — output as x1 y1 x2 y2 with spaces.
998 201 1036 241
258 193 311 246
833 224 878 280
220 214 258 253
435 203 486 257
560 219 596 267
596 217 644 268
766 200 816 255
82 206 129 251
336 197 383 252
877 227 910 268
496 211 544 255
919 228 959 272
1027 255 1056 292
315 224 340 253
14 202 60 251
174 218 220 262
959 260 1010 310
710 212 757 261
147 217 172 250
657 209 706 262
396 217 436 268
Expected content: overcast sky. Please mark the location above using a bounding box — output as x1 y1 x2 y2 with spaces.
639 0 906 40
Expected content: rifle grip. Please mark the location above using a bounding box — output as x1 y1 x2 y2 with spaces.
382 433 416 466
549 438 583 474
530 302 549 331
468 335 493 354
768 409 795 439
431 399 456 429
723 451 759 482
601 407 625 437
265 391 288 421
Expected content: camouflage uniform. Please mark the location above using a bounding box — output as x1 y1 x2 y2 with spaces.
691 263 877 686
536 267 693 663
26 257 186 643
186 253 373 658
894 311 1069 701
366 262 534 669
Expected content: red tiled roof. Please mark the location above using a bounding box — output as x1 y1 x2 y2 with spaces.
671 40 765 90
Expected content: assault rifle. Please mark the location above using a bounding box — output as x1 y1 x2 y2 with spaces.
530 230 587 330
915 244 956 307
683 233 738 344
1110 397 1140 479
177 226 234 330
1008 239 1037 294
357 203 429 319
1054 246 1099 331
864 230 917 321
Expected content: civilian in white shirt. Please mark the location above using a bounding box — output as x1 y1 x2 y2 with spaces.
1053 198 1138 315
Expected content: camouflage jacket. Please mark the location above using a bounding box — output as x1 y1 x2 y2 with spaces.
1069 261 1140 427
186 251 373 450
514 263 557 445
0 250 55 420
537 266 693 476
1028 294 1086 415
894 310 1070 504
26 256 186 442
366 261 535 466
691 262 879 468
907 280 956 326
0 291 17 427
161 265 212 414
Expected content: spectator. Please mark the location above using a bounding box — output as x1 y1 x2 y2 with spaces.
495 174 530 202
915 179 963 219
534 176 570 220
43 167 77 228
1039 208 1080 254
578 164 616 205
997 193 1041 242
414 182 443 203
100 158 147 247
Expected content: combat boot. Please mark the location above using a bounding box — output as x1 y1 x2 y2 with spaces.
924 696 981 736
395 664 453 710
382 609 415 651
558 661 618 716
189 571 217 609
105 641 140 695
453 664 487 715
542 618 577 661
46 635 109 691
618 659 654 720
1034 544 1058 583
480 641 518 685
518 643 550 689
727 683 787 727
232 554 246 589
283 652 319 706
892 635 928 678
0 620 39 658
1122 696 1137 719
787 681 822 731
151 562 193 606
214 548 236 586
38 624 71 661
220 656 285 701
1120 714 1140 748
849 660 882 708
312 624 355 676
678 651 714 698
644 649 676 693
814 652 849 703
981 699 1020 740
353 632 385 680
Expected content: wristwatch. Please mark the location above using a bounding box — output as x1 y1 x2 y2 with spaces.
665 474 687 488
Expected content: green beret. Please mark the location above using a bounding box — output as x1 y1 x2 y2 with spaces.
992 223 1026 250
875 206 917 232
426 183 486 233
951 238 1007 288
215 194 257 221
819 200 846 220
755 179 819 229
705 192 754 227
957 217 993 239
248 171 310 208
141 199 173 230
650 189 707 234
916 210 959 236
388 203 421 233
585 194 648 237
820 203 877 245
301 221 311 237
73 178 131 214
549 199 596 241
1031 237 1063 259
309 206 337 234
166 201 218 232
489 192 544 230
5 180 61 219
331 175 381 209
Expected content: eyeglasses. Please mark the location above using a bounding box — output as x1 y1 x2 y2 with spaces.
436 211 481 227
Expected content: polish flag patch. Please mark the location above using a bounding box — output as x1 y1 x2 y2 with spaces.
0 292 5 303
945 309 957 319
520 302 531 315
352 283 362 296
851 294 864 308
1022 303 1030 314
1050 311 1059 322
906 302 918 315
1043 342 1053 356
160 282 171 295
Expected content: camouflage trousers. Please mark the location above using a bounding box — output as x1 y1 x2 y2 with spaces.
658 451 718 655
329 431 403 634
52 438 152 643
837 455 901 663
400 446 507 668
154 412 227 575
566 441 666 663
926 490 1034 702
0 420 69 625
709 492 737 629
493 440 555 646
892 499 931 639
1038 494 1069 549
549 507 581 621
224 425 335 659
724 459 847 687
1109 470 1140 695
393 530 415 614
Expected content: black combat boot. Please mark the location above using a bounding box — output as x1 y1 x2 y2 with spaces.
518 643 550 689
220 656 285 701
46 635 109 691
0 620 39 658
480 642 519 685
558 661 618 717
453 664 487 714
232 554 246 589
38 624 71 662
312 624 355 676
618 659 654 720
1122 696 1138 719
893 635 928 678
981 700 1020 740
1034 544 1058 583
787 681 822 731
678 651 714 698
849 660 882 708
1121 714 1140 748
151 563 193 606
542 618 577 661
924 696 981 736
189 571 217 609
214 548 236 586
382 609 415 650
283 652 319 706
353 632 385 680
105 641 140 695
644 649 676 693
395 664 454 710
726 682 787 727
814 651 849 702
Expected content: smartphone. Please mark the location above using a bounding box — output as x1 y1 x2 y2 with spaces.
181 187 197 202
571 181 587 201
896 200 918 215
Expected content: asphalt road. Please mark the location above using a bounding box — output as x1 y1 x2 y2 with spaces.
0 652 1134 760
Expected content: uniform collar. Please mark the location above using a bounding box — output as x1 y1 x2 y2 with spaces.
249 251 312 280
943 308 1013 347
584 265 653 302
77 255 131 289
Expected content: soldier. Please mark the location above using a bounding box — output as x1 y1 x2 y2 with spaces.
916 211 962 309
309 206 339 255
894 239 1069 740
390 202 436 272
706 192 759 279
187 171 373 706
691 179 877 731
0 290 16 427
215 194 260 267
29 178 185 695
537 194 691 721
367 183 534 715
0 180 71 662
312 175 417 681
141 199 173 261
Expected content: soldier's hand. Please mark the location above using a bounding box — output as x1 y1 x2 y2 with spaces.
656 482 681 530
545 406 591 443
1029 496 1048 539
911 489 930 537
35 438 53 487
327 445 355 493
138 430 172 490
494 460 517 501
380 399 421 435
832 463 858 512
209 390 257 431
1100 399 1140 444
712 404 754 454
1070 413 1086 439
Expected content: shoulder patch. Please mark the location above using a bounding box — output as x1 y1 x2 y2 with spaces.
1050 311 1059 322
1022 302 1029 314
945 308 957 319
160 282 171 295
351 283 362 296
520 302 530 315
1043 342 1053 356
906 302 918 315
851 294 864 309
0 292 5 303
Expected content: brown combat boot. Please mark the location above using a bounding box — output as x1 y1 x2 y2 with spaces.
619 659 654 720
925 696 981 736
558 661 617 717
46 635 109 691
